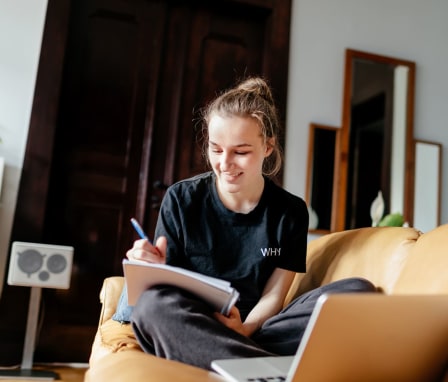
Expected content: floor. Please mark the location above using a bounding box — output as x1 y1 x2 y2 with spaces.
0 364 88 382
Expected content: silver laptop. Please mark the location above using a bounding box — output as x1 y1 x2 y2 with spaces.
212 293 448 382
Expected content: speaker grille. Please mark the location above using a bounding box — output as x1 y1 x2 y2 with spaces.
8 242 74 289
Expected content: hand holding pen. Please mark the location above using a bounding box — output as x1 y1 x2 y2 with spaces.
127 218 167 264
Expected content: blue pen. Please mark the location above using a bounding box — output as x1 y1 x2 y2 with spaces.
130 218 153 244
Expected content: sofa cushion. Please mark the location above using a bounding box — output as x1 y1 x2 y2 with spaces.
86 350 225 382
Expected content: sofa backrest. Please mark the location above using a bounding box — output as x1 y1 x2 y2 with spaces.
285 226 422 305
394 224 448 294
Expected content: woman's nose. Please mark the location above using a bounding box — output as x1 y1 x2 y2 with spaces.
220 152 233 170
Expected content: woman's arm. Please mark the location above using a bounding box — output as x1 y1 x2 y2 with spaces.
215 268 296 337
242 268 296 336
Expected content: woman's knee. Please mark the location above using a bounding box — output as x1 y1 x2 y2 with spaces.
333 277 377 292
131 286 174 324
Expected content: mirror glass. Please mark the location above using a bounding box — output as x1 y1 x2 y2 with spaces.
333 49 416 230
305 123 339 233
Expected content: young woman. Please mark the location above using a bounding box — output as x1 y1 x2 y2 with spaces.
125 77 375 370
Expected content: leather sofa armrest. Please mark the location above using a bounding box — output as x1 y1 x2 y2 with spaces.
89 276 141 366
98 276 125 326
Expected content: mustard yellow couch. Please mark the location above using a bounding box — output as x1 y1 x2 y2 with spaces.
85 225 448 381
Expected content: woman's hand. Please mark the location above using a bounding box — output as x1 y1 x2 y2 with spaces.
214 306 249 337
126 236 167 264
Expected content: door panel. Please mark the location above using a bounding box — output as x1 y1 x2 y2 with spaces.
37 0 166 361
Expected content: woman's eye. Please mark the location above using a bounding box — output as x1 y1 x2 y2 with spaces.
209 148 249 155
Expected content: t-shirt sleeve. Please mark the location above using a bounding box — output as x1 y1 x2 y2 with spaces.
277 195 309 273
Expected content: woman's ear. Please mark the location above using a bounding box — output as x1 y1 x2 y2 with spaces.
265 137 275 157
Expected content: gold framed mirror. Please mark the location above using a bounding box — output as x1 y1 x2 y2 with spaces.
333 49 416 231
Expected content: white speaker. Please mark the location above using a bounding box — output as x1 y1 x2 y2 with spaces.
7 242 74 289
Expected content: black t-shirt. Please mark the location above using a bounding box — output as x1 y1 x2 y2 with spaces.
155 172 309 319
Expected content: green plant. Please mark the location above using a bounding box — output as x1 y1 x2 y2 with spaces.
378 213 405 227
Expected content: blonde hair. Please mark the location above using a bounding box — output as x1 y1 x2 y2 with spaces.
201 77 283 177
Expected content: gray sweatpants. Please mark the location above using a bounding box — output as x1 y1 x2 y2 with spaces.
131 277 376 370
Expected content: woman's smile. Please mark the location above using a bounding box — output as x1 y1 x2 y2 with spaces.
221 171 243 182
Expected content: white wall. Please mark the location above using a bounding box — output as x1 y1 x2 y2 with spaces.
0 0 447 291
0 0 48 295
285 0 448 231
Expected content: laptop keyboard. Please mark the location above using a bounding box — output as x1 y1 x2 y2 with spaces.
246 377 286 381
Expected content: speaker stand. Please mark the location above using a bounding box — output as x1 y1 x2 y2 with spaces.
0 287 59 380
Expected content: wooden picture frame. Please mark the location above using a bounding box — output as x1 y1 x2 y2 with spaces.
413 140 442 232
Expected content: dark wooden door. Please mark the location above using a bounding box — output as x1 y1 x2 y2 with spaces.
2 0 291 364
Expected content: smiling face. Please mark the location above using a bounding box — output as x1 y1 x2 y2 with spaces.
208 114 273 206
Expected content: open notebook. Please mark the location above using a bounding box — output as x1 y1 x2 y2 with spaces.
212 293 448 382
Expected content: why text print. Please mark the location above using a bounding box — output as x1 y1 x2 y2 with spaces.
261 248 281 257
